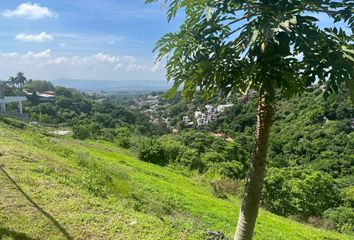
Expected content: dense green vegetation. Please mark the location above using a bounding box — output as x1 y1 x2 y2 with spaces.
18 81 354 235
121 88 353 234
1 0 352 237
0 119 352 240
24 86 166 138
217 88 353 233
25 80 55 92
169 88 354 234
147 0 353 237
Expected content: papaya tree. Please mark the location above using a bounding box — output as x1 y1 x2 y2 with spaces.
146 0 354 239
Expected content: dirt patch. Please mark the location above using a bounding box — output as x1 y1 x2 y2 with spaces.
50 130 72 136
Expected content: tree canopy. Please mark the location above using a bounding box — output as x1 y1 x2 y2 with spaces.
147 0 353 101
7 72 28 88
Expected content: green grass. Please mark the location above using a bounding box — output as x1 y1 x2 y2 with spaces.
0 122 352 240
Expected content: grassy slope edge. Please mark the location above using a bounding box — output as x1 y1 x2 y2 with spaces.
0 123 351 240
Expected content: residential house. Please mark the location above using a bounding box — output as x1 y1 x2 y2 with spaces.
217 104 234 113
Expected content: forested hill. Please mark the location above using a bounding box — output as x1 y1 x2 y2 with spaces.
214 87 353 184
212 87 354 233
133 86 353 234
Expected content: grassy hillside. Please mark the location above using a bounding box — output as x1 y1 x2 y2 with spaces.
0 122 352 240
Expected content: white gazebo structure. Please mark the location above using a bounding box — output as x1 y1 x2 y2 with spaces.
0 83 27 114
0 96 27 113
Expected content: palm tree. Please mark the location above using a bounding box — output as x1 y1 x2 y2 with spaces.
15 72 27 88
8 76 16 86
146 0 353 239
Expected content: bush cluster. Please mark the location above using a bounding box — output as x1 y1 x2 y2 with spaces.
134 131 249 180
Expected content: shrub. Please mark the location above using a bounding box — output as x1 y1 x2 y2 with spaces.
263 168 341 218
159 135 185 163
36 103 57 116
202 151 225 165
100 128 116 141
211 178 244 198
342 186 354 208
292 171 341 217
206 160 244 180
218 161 245 179
72 124 91 140
262 168 294 215
324 207 354 234
0 116 26 129
178 148 203 170
115 127 132 148
138 138 167 165
181 131 214 153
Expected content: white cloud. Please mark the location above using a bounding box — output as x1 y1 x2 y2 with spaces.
23 49 52 59
114 63 123 70
0 50 163 80
2 2 57 19
150 62 161 72
122 56 136 63
92 53 119 64
125 64 147 72
0 52 19 58
48 56 67 64
54 33 124 45
15 32 54 42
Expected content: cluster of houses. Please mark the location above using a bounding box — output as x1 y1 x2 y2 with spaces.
133 94 235 129
135 95 160 121
134 95 159 109
133 95 173 128
183 104 234 127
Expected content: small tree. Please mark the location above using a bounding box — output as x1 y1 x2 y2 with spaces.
146 0 353 239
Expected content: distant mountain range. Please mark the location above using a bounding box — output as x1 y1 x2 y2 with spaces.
51 79 172 92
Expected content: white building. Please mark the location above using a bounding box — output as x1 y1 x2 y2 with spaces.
205 105 217 123
217 104 234 113
320 84 328 93
182 116 194 127
195 111 208 127
205 104 216 113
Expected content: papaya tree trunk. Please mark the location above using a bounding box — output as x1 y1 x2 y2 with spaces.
234 91 275 240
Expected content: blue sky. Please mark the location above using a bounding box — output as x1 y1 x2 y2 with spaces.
0 1 350 82
0 0 182 81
